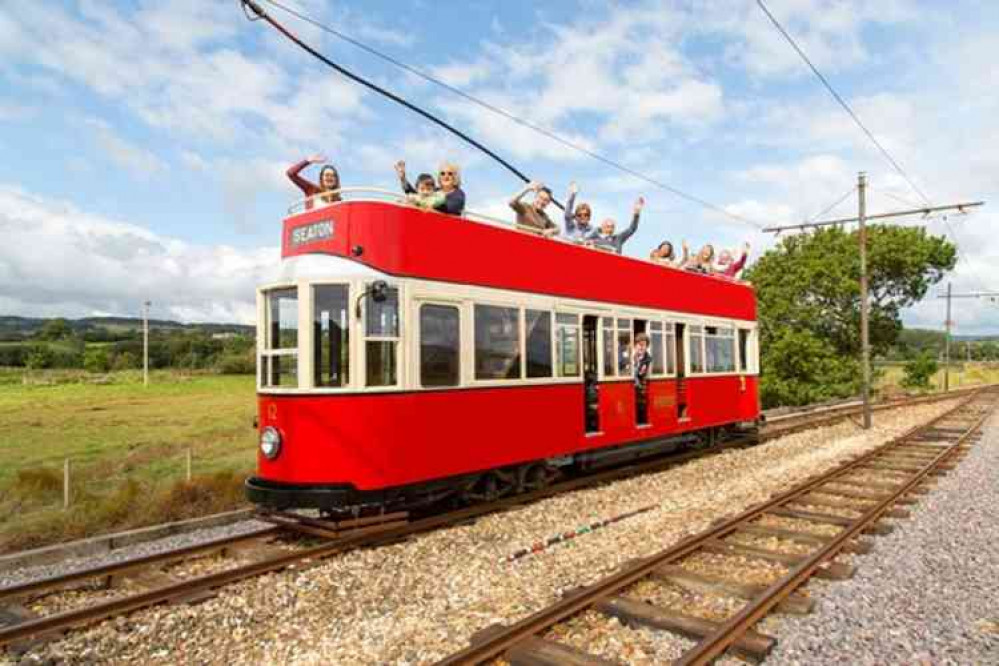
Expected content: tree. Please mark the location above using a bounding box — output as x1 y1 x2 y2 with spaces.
37 318 72 341
745 225 955 407
902 351 938 390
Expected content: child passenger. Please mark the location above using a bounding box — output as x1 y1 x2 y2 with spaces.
633 332 652 388
406 173 445 210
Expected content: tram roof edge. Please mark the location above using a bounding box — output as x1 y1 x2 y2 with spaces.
280 201 756 321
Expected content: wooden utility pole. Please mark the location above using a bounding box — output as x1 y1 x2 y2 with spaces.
763 180 984 430
944 282 952 391
858 173 871 428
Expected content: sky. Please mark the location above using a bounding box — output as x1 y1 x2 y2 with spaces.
1 0 997 334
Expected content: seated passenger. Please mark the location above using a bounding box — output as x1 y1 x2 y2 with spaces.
714 242 751 279
586 197 644 254
563 181 593 241
510 181 559 236
406 173 445 210
633 332 652 388
395 160 466 215
683 244 715 273
649 240 687 267
287 154 341 209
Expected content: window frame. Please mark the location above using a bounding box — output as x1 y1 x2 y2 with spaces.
258 283 306 392
361 282 402 389
417 301 461 388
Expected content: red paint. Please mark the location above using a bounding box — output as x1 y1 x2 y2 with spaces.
256 376 759 490
282 202 756 321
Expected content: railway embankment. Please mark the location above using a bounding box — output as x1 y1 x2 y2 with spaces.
12 398 970 664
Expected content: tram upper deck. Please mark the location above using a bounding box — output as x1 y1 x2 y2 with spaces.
279 189 756 322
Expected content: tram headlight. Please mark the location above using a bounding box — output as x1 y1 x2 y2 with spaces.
260 426 282 460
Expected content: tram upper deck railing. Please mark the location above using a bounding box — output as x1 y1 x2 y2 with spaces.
286 188 748 283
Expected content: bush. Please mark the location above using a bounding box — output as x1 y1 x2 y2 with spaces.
902 352 938 390
83 347 111 373
216 350 256 375
25 344 54 369
0 344 27 367
112 350 139 371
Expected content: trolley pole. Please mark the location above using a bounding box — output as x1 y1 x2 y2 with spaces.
944 282 952 392
858 172 871 429
143 300 151 387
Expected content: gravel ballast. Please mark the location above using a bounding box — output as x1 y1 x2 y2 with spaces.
3 399 971 665
762 409 999 666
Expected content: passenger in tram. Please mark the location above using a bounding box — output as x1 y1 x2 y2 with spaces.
714 242 751 279
286 155 342 209
395 160 466 215
585 197 644 254
406 173 446 210
683 243 715 274
563 181 593 241
649 240 688 267
509 181 559 237
633 332 652 387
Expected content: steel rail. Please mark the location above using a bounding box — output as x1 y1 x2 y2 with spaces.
677 392 995 664
435 389 989 665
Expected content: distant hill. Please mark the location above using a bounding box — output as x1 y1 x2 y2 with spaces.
0 316 253 341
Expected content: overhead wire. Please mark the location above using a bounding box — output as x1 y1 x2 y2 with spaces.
253 0 767 230
754 0 932 207
805 186 856 225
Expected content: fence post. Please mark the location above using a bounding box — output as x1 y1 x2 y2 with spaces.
63 458 70 509
186 448 192 482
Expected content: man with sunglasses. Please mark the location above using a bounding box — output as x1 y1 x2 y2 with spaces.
509 180 559 237
563 181 593 242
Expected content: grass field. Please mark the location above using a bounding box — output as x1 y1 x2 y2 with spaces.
876 362 999 392
0 370 257 551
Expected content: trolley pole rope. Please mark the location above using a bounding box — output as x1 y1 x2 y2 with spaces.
239 0 565 210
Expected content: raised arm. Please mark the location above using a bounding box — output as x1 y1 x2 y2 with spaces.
564 181 578 231
725 242 750 277
509 181 538 210
394 160 416 194
679 241 690 266
617 197 644 245
287 154 325 196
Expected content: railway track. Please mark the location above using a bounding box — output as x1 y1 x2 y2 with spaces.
0 388 980 655
435 388 996 665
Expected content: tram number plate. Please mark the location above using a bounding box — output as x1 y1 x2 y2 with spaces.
290 220 334 247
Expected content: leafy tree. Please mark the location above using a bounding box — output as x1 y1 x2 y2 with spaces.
37 318 73 341
25 344 54 369
111 351 139 371
902 351 938 390
745 225 955 407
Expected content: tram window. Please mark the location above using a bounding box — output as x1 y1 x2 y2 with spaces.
689 325 705 374
313 285 349 388
365 285 400 387
649 321 664 375
556 314 580 378
365 287 400 337
420 304 460 387
602 317 615 377
705 326 736 373
738 329 750 372
526 310 553 378
617 321 633 376
475 304 521 380
265 356 298 387
665 323 677 375
267 288 298 349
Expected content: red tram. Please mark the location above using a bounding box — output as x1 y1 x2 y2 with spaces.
246 191 761 512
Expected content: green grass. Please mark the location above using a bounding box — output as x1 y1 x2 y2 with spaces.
876 362 999 393
0 370 257 551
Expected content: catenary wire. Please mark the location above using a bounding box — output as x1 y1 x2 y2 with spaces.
256 0 767 230
755 0 932 207
806 186 856 224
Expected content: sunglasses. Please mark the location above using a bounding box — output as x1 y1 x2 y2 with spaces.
439 171 455 176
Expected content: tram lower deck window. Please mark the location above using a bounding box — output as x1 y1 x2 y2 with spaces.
313 285 349 387
365 286 400 387
475 304 521 380
261 287 299 388
420 304 460 387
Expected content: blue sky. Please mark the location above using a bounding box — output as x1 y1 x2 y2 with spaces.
1 0 997 332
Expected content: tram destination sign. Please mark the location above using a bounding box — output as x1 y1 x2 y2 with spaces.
289 220 334 248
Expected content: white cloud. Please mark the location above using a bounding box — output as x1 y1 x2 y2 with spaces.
0 185 277 323
85 118 167 177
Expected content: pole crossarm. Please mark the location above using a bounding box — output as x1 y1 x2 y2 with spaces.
763 201 984 233
936 291 999 299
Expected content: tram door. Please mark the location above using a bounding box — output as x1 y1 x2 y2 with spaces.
582 315 599 433
675 323 688 420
